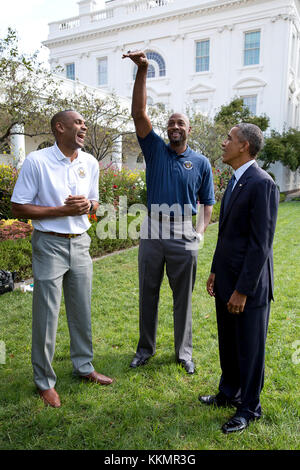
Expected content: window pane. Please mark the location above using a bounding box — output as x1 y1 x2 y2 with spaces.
66 63 75 80
146 51 166 76
244 31 260 66
147 64 155 78
196 40 210 72
243 96 257 115
98 58 108 86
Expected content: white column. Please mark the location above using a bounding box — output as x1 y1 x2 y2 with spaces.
10 124 26 168
111 135 123 170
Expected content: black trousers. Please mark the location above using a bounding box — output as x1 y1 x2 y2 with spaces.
215 295 271 419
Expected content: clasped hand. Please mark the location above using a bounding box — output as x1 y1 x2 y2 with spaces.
64 195 90 216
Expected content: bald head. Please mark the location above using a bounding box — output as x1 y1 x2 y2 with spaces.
50 110 76 136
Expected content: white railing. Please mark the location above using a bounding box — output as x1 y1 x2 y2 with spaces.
91 8 114 23
58 18 80 31
49 0 175 36
126 0 174 14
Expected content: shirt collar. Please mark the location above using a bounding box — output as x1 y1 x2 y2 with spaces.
234 159 255 182
167 144 192 158
53 142 83 163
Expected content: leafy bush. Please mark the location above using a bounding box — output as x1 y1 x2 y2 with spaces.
0 164 19 219
212 167 233 201
99 166 147 207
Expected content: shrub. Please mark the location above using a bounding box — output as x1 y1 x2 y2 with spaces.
99 166 147 207
0 165 19 219
212 167 233 201
0 219 33 241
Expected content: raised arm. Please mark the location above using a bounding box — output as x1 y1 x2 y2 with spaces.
122 51 152 138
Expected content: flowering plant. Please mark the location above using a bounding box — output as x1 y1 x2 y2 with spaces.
0 219 33 241
98 166 147 208
212 167 233 201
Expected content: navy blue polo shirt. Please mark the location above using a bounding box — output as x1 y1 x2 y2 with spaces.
138 129 215 214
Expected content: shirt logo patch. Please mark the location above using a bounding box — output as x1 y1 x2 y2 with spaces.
183 161 193 170
78 167 86 178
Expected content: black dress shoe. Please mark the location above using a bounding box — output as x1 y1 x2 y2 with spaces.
222 414 260 434
130 356 149 368
198 394 235 407
178 360 195 374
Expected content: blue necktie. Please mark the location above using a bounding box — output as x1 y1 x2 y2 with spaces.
223 174 236 213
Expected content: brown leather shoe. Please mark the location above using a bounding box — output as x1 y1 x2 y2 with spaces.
38 388 61 408
81 370 114 385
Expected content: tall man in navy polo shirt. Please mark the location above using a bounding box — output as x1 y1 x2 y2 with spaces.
123 51 215 374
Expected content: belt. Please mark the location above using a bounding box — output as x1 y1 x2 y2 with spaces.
41 231 83 239
148 212 193 222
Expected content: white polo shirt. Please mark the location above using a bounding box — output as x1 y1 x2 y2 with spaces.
11 143 99 234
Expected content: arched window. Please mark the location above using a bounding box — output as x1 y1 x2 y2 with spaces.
37 141 53 150
146 51 166 76
133 51 166 80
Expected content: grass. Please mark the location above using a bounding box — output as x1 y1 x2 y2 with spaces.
0 202 299 451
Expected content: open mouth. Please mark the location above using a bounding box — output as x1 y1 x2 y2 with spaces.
77 133 86 144
170 131 181 139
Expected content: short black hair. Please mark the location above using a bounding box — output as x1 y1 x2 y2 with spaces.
235 123 264 158
50 110 76 135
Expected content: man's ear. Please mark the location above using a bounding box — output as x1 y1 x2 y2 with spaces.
240 139 250 153
55 121 65 135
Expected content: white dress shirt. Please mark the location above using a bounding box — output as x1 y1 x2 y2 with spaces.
232 159 256 190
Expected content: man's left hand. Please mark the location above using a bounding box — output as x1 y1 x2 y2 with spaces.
64 195 90 215
227 290 247 314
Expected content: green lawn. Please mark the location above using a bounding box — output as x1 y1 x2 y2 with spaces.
0 202 299 451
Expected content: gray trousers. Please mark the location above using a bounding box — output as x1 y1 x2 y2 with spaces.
31 230 94 390
136 216 200 362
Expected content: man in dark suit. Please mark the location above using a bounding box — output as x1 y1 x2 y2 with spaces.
199 123 279 433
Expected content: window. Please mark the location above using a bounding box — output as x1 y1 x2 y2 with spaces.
66 63 75 81
133 51 166 80
196 40 210 72
147 64 155 78
244 31 260 66
98 57 108 86
243 96 257 115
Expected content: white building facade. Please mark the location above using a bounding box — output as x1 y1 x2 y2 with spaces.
42 0 300 191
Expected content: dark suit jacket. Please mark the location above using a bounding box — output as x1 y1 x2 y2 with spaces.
211 161 279 309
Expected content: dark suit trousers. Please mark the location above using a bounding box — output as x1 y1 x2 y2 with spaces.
215 295 271 419
136 217 199 362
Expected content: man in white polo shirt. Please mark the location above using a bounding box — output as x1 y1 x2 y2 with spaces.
11 110 113 408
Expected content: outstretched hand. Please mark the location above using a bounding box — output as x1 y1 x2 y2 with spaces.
122 50 148 68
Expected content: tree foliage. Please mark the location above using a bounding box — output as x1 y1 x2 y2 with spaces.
0 28 132 162
260 128 300 171
0 28 62 145
214 98 270 131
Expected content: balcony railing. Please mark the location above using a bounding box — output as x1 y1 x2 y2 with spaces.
48 0 175 37
126 0 174 14
58 18 80 31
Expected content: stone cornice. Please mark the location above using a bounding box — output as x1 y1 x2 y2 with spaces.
43 0 261 48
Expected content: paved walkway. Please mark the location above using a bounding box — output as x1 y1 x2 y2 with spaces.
285 190 300 201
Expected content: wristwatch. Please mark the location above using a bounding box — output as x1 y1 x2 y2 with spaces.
89 200 94 214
